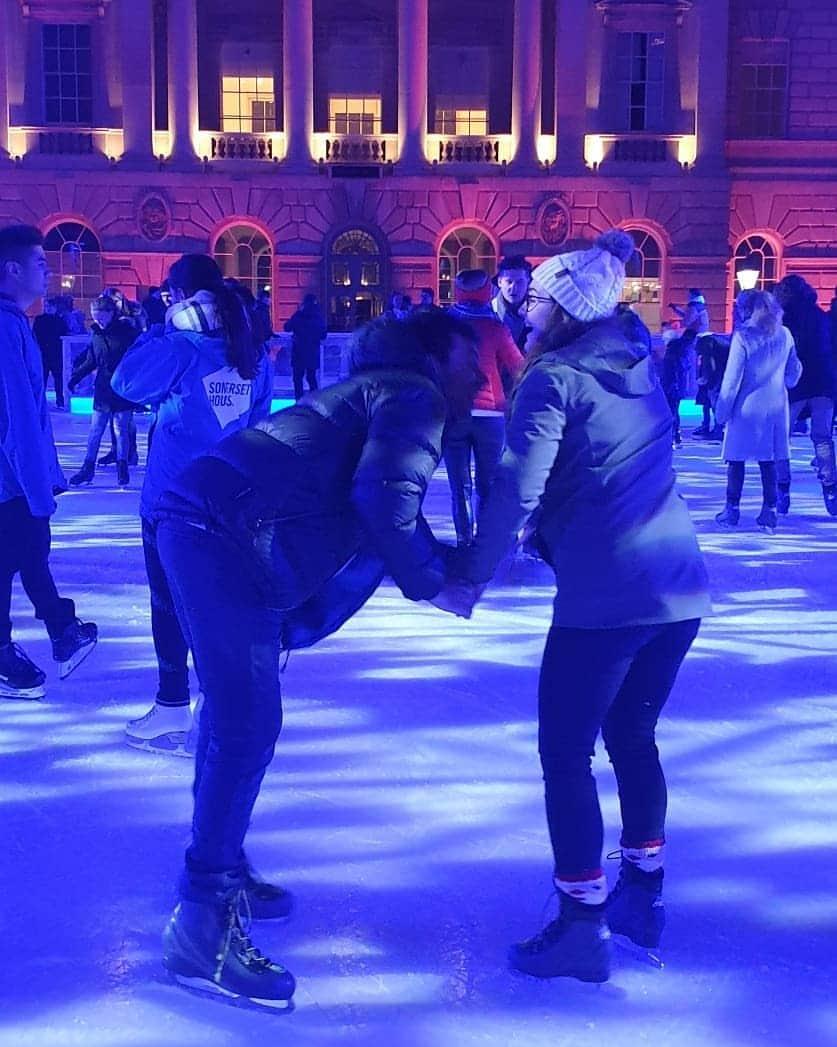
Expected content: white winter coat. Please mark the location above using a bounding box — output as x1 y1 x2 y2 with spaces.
715 324 802 462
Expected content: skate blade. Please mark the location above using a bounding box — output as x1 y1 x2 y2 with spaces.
612 934 664 969
171 973 294 1011
758 525 776 535
57 638 97 680
125 733 192 758
0 682 45 700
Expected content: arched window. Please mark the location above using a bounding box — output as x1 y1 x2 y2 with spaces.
623 228 663 330
734 235 779 292
327 228 385 331
43 221 102 312
213 225 272 298
438 227 496 306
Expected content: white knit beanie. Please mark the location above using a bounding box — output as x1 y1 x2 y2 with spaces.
532 230 636 322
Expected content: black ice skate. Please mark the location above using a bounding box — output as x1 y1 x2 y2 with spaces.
51 619 98 679
508 891 611 982
0 642 46 699
607 858 665 968
823 484 837 518
98 450 117 467
757 505 778 534
116 459 130 488
777 485 791 515
68 460 95 486
715 503 740 528
244 860 294 921
162 885 295 1010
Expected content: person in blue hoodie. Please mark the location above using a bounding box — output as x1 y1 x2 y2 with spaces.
0 224 97 699
446 230 711 984
112 254 273 754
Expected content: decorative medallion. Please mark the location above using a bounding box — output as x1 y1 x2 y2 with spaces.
536 196 571 248
136 192 171 242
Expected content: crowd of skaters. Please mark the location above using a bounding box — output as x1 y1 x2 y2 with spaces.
0 216 833 1011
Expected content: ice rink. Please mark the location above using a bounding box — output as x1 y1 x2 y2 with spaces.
1 408 835 1047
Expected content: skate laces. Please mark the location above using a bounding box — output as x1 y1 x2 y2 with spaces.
518 891 567 953
0 643 39 672
213 890 273 982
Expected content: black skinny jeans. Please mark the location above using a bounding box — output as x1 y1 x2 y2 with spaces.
142 517 191 705
292 364 318 401
0 497 75 646
537 618 700 877
442 413 506 545
725 460 777 507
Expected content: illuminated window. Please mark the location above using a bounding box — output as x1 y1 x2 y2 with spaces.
615 32 665 132
438 227 495 306
328 228 384 330
43 24 92 125
435 108 488 136
221 76 276 133
734 235 778 291
43 222 102 311
328 97 381 136
214 225 272 297
623 229 661 329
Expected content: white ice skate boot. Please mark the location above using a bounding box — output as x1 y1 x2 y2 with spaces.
125 701 193 757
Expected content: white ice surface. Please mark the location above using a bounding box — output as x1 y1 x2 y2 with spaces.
1 411 835 1047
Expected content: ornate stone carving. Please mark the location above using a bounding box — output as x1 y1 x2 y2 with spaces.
136 192 171 242
536 196 571 248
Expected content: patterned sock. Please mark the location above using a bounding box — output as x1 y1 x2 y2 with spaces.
554 871 608 906
622 841 665 873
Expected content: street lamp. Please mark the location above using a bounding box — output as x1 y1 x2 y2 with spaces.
735 253 761 292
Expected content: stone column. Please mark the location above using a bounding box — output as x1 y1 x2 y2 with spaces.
167 0 199 164
119 0 154 162
695 0 729 169
511 0 541 169
555 0 588 172
398 0 429 170
0 0 10 159
283 0 314 168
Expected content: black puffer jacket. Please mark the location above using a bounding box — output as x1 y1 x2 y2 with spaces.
777 277 836 402
70 318 138 412
155 336 449 649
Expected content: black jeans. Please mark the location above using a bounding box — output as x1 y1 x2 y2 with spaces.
42 348 64 407
442 413 506 545
725 460 777 507
664 390 681 441
142 517 191 705
537 618 700 877
157 518 284 896
293 364 318 401
0 497 75 646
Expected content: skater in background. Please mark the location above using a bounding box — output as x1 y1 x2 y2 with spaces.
446 230 710 983
284 292 327 400
773 275 837 516
714 290 802 532
67 295 138 489
152 311 484 1008
443 269 524 546
660 309 697 447
113 254 273 755
32 297 69 409
0 224 97 700
491 254 533 354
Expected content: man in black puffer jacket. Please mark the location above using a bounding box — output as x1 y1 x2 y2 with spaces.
774 274 837 516
152 311 485 1009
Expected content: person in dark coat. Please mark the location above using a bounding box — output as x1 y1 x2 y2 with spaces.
151 311 485 1008
283 293 327 399
773 275 836 515
67 296 138 488
445 230 710 985
32 297 69 409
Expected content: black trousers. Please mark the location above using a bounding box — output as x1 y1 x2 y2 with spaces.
292 364 318 401
41 348 64 407
142 517 191 705
537 618 700 877
0 497 75 646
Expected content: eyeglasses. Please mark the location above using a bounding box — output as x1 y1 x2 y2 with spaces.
524 292 554 308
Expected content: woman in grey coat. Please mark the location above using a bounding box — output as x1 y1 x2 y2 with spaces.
714 290 802 533
448 230 711 984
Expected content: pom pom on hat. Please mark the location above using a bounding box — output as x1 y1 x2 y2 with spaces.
532 229 636 321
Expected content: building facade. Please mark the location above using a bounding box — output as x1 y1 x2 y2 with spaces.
0 0 835 331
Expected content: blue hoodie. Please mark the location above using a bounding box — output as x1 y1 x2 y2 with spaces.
0 295 66 516
111 327 273 520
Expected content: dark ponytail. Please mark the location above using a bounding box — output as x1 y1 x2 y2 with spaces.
167 253 261 380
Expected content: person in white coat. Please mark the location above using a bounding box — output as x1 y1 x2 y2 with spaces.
714 290 802 532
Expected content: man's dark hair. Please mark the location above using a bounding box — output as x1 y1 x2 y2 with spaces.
0 224 44 268
496 255 532 276
420 287 434 298
350 310 477 376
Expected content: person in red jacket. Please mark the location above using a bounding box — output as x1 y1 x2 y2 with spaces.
444 269 525 545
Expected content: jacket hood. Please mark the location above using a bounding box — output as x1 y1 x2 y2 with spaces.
554 313 657 397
